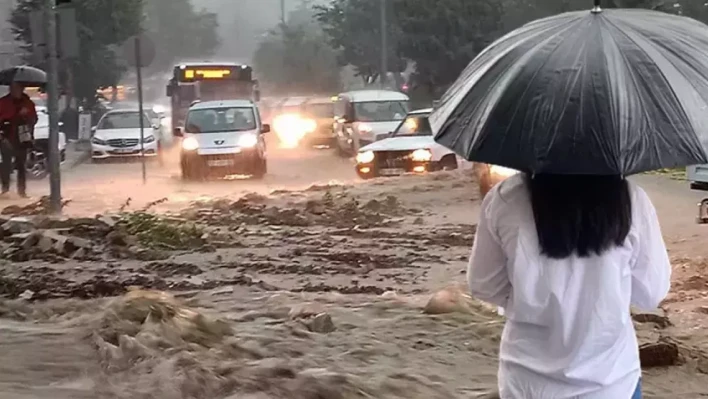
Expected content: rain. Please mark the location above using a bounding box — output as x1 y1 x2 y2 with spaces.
0 0 708 398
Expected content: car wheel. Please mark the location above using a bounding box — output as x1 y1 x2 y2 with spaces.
336 140 349 158
439 154 458 171
181 162 200 181
252 158 267 179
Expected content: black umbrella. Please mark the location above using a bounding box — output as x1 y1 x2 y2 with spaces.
431 1 708 175
0 65 47 87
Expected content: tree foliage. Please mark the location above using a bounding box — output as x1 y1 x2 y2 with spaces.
10 0 142 105
315 0 708 97
142 0 220 74
9 0 220 105
314 0 405 85
253 5 340 95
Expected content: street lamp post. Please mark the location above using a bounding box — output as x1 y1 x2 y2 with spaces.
380 0 387 89
44 0 61 213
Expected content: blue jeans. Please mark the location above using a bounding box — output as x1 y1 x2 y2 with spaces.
632 378 642 399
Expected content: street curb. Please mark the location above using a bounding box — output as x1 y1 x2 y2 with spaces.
65 150 91 170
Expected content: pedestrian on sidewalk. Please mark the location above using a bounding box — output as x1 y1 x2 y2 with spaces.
0 82 37 197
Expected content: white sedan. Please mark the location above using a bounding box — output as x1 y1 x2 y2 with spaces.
91 109 160 160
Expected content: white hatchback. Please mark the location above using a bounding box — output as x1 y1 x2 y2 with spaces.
174 100 270 180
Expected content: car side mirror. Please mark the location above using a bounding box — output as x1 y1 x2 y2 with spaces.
152 124 159 130
173 127 183 137
261 124 271 134
91 126 97 133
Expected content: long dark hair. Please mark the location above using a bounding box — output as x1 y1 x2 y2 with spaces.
525 174 632 259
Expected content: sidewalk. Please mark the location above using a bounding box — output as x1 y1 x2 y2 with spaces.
62 141 90 170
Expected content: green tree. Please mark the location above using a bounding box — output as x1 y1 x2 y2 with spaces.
142 0 220 74
395 0 505 94
315 0 405 85
10 0 143 105
253 5 340 95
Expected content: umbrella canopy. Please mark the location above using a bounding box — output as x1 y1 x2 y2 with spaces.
0 65 47 87
430 6 708 175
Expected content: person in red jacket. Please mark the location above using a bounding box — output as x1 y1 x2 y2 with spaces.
0 82 37 197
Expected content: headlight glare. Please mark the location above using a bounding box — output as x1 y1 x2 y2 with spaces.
411 148 432 162
490 165 518 177
356 150 375 164
182 136 199 151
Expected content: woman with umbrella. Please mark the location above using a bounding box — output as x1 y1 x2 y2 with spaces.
0 66 46 197
426 0 708 397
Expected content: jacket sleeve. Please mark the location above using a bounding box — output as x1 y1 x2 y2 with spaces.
631 187 672 311
467 187 512 308
0 97 12 122
25 97 38 126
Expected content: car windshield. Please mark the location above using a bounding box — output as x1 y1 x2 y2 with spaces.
185 107 257 133
353 101 408 122
305 103 334 118
393 114 433 137
98 112 151 129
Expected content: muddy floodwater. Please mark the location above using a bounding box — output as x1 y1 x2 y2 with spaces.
1 170 707 398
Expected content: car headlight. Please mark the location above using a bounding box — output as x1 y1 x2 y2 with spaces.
238 133 258 148
411 148 432 162
143 135 155 143
182 136 199 151
91 137 106 145
356 150 375 164
302 119 317 133
357 123 372 134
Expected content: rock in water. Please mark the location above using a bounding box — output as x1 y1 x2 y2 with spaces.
306 313 336 334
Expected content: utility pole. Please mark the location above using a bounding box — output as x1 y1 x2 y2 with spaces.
280 0 286 24
380 0 387 89
44 0 61 213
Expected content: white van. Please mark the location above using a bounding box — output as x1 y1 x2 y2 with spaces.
333 90 410 156
173 100 270 180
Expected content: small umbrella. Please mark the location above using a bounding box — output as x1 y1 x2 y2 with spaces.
431 1 708 175
0 65 47 87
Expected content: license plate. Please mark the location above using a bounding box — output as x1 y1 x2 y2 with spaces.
379 168 405 176
208 159 233 167
113 148 135 153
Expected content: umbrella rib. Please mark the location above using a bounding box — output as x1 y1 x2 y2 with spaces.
603 17 671 172
496 25 578 170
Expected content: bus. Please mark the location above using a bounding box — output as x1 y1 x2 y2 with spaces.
165 62 260 129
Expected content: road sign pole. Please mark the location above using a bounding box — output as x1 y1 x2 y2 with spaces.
44 0 61 213
134 36 146 184
380 0 387 89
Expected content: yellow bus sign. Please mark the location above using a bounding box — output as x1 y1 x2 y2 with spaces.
183 69 232 80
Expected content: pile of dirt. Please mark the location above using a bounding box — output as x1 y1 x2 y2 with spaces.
0 211 210 263
179 191 411 229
